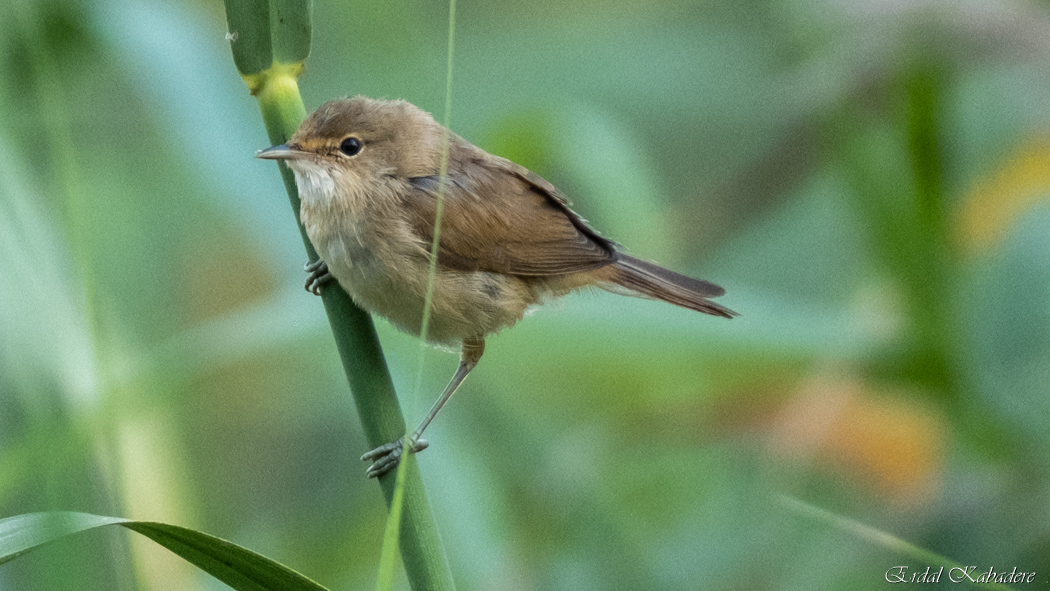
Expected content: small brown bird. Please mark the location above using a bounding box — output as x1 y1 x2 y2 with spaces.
258 96 735 477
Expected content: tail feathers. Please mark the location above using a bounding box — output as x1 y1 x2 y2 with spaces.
607 254 737 319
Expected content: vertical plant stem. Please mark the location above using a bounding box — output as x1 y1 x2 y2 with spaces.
834 55 1012 456
225 2 455 585
901 63 958 402
244 57 455 591
900 63 1016 455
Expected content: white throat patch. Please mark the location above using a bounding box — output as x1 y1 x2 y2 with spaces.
289 160 337 205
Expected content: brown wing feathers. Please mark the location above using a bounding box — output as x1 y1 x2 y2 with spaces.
405 154 616 276
406 143 735 319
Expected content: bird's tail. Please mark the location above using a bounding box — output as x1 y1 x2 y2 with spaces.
603 254 737 319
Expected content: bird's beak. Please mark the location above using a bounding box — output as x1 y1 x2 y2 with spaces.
256 144 310 160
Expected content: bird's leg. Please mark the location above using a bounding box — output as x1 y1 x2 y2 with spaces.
362 337 485 478
304 259 334 295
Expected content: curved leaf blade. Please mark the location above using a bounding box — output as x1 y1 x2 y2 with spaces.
0 512 126 567
0 512 330 591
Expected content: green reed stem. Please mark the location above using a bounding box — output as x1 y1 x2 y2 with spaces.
224 1 455 587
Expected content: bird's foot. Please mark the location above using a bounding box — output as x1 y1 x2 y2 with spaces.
361 436 429 478
304 259 334 295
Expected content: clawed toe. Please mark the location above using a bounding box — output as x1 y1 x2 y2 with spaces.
361 437 429 478
303 259 334 295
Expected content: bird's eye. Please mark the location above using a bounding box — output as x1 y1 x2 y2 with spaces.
339 137 363 156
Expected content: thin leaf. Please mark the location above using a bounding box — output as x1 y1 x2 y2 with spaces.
776 496 1018 591
374 452 411 591
0 512 330 591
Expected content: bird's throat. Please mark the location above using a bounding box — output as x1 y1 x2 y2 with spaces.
289 160 338 206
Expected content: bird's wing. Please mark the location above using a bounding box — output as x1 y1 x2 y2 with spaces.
403 149 617 276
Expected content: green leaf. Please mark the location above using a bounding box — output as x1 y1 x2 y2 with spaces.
374 451 411 591
224 0 311 77
0 512 330 591
776 496 1018 591
223 0 272 76
270 0 311 65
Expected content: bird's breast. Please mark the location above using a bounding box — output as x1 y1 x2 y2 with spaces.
294 171 543 344
291 161 397 289
300 200 397 292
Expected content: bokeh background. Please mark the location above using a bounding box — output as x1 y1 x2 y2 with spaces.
2 0 1050 589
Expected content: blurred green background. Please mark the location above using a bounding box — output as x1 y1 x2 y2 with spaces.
3 0 1050 589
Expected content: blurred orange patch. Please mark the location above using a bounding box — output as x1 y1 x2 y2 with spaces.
769 374 946 506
